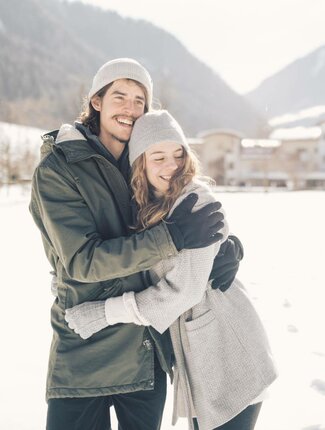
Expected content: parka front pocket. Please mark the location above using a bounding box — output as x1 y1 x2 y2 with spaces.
97 278 123 299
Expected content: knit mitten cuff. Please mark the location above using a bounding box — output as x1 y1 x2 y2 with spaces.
123 291 150 326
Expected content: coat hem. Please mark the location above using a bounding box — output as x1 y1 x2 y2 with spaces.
46 379 155 402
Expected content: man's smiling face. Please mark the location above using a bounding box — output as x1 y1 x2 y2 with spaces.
91 78 146 148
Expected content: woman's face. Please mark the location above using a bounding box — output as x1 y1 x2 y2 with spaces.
144 141 185 196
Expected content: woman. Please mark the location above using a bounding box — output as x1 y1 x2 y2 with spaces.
65 110 277 430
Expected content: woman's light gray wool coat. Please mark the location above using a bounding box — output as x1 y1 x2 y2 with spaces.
124 180 278 430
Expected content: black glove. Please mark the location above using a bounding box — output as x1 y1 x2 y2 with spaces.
209 234 244 292
166 193 224 251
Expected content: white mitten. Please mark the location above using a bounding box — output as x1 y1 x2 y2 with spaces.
65 301 107 339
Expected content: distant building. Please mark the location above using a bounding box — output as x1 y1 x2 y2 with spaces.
188 123 325 189
187 137 204 160
196 129 243 185
317 119 325 173
238 139 284 187
270 126 324 189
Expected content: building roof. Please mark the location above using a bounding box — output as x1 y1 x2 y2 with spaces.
197 128 245 139
242 138 280 148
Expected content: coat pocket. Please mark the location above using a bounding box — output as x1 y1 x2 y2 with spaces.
184 309 215 332
80 278 122 302
183 302 269 422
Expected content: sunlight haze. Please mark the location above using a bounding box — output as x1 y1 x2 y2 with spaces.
70 0 325 93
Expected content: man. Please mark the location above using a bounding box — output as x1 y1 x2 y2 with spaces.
30 58 242 430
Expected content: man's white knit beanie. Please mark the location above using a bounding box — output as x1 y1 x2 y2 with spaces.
129 110 190 166
88 58 153 108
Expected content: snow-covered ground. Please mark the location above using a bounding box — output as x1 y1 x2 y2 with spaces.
1 185 324 430
0 121 46 152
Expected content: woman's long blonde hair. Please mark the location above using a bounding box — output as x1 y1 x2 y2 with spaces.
131 148 200 231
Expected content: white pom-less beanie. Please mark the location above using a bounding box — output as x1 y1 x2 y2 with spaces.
128 110 190 166
88 58 153 108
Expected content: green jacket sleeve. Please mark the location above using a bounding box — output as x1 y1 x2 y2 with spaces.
30 163 177 282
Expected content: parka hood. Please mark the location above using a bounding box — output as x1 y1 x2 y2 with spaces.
40 123 96 163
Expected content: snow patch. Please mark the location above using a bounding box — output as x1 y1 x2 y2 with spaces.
270 126 322 140
0 121 47 154
269 105 325 127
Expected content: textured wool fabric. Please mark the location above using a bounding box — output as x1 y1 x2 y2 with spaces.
65 301 107 340
119 180 277 430
64 296 146 339
128 110 191 166
88 58 153 107
104 293 149 326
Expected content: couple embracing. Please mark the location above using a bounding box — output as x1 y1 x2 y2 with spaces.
30 58 277 430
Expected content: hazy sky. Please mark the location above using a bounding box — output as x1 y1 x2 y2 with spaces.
72 0 325 94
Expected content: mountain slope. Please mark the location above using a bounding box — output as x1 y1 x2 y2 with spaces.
0 0 266 136
246 45 325 118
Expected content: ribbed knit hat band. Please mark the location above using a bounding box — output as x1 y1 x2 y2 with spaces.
129 110 190 166
88 58 153 108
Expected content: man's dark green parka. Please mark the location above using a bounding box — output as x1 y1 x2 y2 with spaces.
30 124 177 400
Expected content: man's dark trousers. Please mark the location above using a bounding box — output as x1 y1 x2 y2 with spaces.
46 357 167 430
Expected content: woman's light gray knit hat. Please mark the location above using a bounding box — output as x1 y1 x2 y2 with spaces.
88 58 153 108
129 110 190 166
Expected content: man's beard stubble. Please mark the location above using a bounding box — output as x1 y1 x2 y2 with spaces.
110 131 129 146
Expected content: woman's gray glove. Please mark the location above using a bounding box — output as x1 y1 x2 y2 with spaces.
166 193 224 251
209 235 244 292
65 301 107 339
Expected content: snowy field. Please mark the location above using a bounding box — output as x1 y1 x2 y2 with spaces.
1 185 324 430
